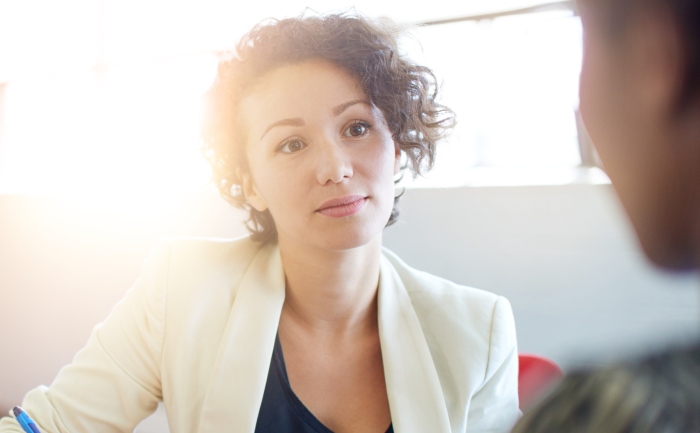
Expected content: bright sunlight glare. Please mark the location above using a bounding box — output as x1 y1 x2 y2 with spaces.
0 54 217 218
0 0 585 208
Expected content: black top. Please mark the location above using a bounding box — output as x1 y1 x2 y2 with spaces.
254 333 394 433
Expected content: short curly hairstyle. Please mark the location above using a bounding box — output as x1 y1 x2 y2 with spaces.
200 12 455 243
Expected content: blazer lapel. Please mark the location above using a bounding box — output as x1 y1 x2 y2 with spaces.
378 254 452 433
198 242 286 433
197 244 451 432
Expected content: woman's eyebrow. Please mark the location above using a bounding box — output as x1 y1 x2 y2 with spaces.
260 118 305 139
259 100 371 139
332 99 372 116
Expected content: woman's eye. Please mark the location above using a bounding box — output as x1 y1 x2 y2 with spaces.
343 121 370 137
279 139 306 154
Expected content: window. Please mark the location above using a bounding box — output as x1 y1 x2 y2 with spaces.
401 7 602 187
0 1 601 194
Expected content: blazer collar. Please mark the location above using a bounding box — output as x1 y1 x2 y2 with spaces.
197 244 451 433
198 242 286 433
378 253 452 433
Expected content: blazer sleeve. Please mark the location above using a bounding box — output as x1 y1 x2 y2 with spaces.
0 242 170 433
466 296 521 433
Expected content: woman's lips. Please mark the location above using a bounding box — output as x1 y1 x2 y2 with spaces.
316 195 367 218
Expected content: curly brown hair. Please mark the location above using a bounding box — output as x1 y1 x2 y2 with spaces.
200 12 455 243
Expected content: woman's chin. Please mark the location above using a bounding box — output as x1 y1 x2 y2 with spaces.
318 227 384 251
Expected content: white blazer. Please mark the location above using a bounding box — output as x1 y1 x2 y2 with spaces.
0 237 520 433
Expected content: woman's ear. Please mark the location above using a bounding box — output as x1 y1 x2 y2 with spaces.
237 168 269 212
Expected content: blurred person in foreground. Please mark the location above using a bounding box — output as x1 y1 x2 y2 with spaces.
513 0 700 431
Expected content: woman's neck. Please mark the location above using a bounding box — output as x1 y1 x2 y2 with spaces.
277 235 383 336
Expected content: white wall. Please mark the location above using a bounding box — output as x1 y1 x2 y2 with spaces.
1 184 698 429
383 185 700 367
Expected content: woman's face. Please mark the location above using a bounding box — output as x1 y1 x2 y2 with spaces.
239 59 399 251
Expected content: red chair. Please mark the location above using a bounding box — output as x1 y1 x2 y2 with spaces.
518 353 563 410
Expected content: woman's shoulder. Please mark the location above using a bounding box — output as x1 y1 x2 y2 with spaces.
155 235 263 263
147 235 267 298
380 247 518 412
148 235 266 274
380 246 515 347
380 246 504 306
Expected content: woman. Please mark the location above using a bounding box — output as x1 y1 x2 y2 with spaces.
0 13 519 433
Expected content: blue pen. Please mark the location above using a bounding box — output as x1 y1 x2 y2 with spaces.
12 407 41 433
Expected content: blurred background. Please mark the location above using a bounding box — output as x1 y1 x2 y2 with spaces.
1 0 698 431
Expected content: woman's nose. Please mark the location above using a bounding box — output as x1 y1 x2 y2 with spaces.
316 141 353 185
